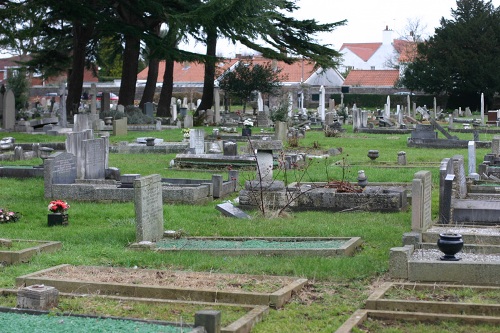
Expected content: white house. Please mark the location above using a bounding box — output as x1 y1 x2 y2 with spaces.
338 26 397 73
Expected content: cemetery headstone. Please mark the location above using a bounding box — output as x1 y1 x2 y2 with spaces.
468 141 479 180
184 114 194 128
223 141 237 156
113 117 128 136
189 129 205 154
452 155 467 199
44 152 77 198
256 149 274 182
411 170 432 232
216 202 251 219
134 174 164 242
144 102 154 117
2 89 15 130
83 138 106 179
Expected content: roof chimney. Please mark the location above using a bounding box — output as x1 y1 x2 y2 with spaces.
382 26 392 45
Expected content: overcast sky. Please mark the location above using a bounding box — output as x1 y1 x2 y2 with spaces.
182 0 500 57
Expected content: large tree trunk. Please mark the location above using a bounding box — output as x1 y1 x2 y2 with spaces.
118 34 140 107
195 26 217 125
138 57 159 110
66 21 94 117
156 59 175 117
138 24 161 110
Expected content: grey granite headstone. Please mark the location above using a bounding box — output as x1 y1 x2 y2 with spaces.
134 174 164 242
223 141 237 156
439 158 453 221
411 170 432 232
2 89 15 130
194 310 221 333
216 202 251 219
44 152 77 198
14 146 24 160
83 138 106 179
144 102 154 117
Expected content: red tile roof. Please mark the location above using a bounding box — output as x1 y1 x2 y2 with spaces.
339 43 382 62
343 70 399 87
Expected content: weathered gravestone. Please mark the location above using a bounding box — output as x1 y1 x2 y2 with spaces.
44 152 77 198
83 138 106 179
452 155 467 199
189 129 205 154
113 117 127 136
134 174 164 242
2 89 15 130
144 102 154 117
411 170 432 232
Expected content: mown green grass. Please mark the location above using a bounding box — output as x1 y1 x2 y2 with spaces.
0 126 494 332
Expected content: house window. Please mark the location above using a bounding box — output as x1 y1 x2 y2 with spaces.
370 66 375 70
311 94 319 101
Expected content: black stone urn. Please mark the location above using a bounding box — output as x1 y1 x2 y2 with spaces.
145 137 156 146
367 150 379 160
437 233 463 261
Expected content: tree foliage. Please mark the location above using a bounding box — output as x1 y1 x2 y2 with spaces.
400 0 500 109
219 60 286 111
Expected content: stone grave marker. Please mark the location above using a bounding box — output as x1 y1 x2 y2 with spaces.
223 141 237 156
2 89 15 130
144 102 154 117
411 170 432 232
73 113 92 132
452 155 467 199
66 130 93 179
492 136 500 157
468 141 479 180
184 114 194 128
83 138 106 179
113 117 127 136
438 157 453 223
101 92 110 112
256 149 273 182
216 202 251 219
44 152 77 198
189 129 205 154
134 174 164 242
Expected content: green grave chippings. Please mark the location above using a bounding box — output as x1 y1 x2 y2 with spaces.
0 312 185 333
156 239 347 250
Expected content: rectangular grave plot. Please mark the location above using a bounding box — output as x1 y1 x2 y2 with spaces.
0 288 269 333
16 265 307 308
335 309 500 333
365 282 500 317
0 240 62 265
153 237 363 257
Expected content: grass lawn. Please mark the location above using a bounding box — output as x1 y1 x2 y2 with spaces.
0 125 494 332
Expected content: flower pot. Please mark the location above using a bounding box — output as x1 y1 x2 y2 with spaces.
48 213 68 227
437 233 463 261
242 127 252 137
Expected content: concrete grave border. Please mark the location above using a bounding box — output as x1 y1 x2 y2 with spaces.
0 240 62 265
0 288 268 333
16 264 307 308
136 236 363 257
336 282 500 333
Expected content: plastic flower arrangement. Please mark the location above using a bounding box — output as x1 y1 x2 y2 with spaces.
0 208 20 223
243 119 254 128
182 128 191 138
48 200 70 214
